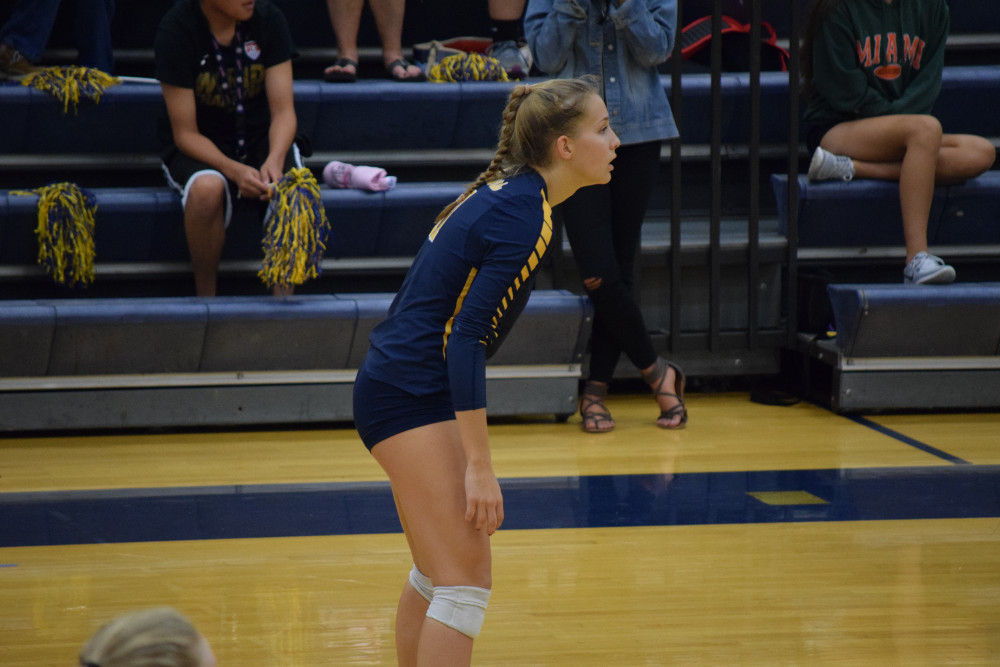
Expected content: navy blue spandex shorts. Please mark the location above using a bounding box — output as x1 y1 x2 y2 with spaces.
353 363 456 451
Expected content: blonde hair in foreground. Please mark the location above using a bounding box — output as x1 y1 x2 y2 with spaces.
79 607 205 667
434 75 599 224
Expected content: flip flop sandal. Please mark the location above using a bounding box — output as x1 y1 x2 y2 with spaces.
641 358 688 429
324 57 357 83
386 58 426 82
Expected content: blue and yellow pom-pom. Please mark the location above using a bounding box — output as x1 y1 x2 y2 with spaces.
259 167 332 290
12 182 97 288
428 53 510 83
20 66 120 114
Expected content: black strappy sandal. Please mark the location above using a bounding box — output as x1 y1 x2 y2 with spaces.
324 58 358 83
641 358 688 429
579 380 615 433
386 58 426 82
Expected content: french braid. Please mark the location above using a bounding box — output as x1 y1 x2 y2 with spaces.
432 76 598 225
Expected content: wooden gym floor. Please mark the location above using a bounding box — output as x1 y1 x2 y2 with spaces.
1 392 998 665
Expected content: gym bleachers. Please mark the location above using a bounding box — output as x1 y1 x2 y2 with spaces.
0 70 794 305
2 0 1000 426
800 283 1000 412
771 64 1000 412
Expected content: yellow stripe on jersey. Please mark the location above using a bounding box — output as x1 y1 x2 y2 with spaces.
443 267 479 358
489 189 554 339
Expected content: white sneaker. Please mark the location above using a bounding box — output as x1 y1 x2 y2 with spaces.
903 251 956 285
486 40 532 79
808 147 855 182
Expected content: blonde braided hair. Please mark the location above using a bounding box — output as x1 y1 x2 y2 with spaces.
433 75 598 225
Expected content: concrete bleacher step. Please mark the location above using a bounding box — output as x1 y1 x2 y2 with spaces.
0 290 592 431
796 283 1000 413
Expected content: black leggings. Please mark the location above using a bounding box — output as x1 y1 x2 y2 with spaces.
555 140 661 384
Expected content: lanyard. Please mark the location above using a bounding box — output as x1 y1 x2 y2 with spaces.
210 23 248 162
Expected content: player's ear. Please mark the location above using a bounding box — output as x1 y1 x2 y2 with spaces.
554 135 572 161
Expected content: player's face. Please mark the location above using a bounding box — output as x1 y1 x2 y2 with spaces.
568 94 620 187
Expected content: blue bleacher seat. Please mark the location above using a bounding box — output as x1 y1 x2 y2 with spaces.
0 291 592 377
771 170 1000 249
199 295 358 371
0 300 56 377
0 83 164 154
2 66 995 163
827 283 1000 358
933 169 1000 245
0 183 465 271
310 81 469 150
0 290 593 429
45 298 208 375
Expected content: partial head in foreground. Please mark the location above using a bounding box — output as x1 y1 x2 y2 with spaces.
79 607 215 667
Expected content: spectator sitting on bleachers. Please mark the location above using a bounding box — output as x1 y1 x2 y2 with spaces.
0 0 114 80
801 0 996 285
154 0 299 297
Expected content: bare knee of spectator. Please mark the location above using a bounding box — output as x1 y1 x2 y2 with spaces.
583 276 602 291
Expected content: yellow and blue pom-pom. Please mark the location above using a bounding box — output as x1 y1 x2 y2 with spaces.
20 66 121 114
259 167 332 290
11 182 97 288
428 53 510 83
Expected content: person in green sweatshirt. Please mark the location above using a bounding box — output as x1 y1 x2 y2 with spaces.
801 0 995 284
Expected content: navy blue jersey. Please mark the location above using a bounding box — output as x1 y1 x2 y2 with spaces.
362 170 554 411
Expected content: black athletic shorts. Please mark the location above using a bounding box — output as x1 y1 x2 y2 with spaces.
805 121 840 155
160 138 302 227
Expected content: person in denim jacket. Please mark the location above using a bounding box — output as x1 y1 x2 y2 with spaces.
525 0 688 433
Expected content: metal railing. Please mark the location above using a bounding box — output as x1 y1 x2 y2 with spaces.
664 0 800 361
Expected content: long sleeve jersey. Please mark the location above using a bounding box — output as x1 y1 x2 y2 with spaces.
362 171 554 412
803 0 948 126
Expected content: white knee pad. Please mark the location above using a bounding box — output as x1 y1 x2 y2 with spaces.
408 565 433 603
425 585 491 639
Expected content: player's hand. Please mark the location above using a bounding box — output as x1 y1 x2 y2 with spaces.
465 463 504 535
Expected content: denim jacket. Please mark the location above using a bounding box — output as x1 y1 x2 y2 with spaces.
524 0 679 145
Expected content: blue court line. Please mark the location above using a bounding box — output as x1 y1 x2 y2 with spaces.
1 466 998 548
845 415 972 465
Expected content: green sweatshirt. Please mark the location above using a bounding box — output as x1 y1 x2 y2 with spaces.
803 0 949 126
